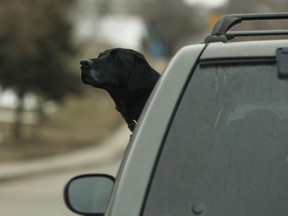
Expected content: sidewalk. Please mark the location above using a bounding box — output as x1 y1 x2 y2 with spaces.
0 124 130 183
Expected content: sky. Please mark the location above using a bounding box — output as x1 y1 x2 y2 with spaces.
183 0 228 8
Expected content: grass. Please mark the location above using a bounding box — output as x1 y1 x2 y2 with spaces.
0 89 121 162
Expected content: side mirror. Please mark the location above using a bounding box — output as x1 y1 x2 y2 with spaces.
64 174 115 216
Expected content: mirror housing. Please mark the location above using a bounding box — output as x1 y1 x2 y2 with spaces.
64 174 115 216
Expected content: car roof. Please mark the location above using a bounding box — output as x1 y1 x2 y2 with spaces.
204 12 288 43
202 12 288 60
201 40 288 60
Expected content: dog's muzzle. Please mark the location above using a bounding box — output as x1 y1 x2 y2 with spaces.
80 59 93 69
80 59 94 84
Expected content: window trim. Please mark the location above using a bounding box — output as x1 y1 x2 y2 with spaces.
199 57 276 67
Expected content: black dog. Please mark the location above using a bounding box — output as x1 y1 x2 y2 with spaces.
80 48 160 131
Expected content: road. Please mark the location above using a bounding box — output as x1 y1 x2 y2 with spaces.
0 123 130 216
0 155 123 216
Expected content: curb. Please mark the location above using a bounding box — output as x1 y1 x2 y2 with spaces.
0 124 130 183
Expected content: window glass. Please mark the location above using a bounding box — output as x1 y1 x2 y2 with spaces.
143 62 288 216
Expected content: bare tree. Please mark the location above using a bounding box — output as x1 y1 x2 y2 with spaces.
136 0 205 57
0 0 81 140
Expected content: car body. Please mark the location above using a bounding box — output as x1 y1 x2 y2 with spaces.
64 12 288 216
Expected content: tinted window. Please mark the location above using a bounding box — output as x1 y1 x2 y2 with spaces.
143 62 288 215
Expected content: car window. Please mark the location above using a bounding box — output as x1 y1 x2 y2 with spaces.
143 60 288 215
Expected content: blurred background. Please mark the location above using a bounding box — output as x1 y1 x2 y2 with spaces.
1 0 288 161
1 0 288 215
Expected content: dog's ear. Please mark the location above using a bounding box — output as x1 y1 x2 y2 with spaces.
128 53 159 92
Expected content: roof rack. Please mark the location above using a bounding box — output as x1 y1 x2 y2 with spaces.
204 12 288 43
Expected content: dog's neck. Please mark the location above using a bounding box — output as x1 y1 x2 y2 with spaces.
105 85 153 128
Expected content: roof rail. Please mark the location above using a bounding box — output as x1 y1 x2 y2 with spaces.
204 12 288 43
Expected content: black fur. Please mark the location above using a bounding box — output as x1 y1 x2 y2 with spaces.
80 48 160 131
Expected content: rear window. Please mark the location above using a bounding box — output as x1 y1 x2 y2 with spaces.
143 60 288 215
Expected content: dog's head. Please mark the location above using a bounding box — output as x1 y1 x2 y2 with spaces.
80 48 159 91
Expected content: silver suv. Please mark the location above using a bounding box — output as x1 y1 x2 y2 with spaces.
64 12 288 216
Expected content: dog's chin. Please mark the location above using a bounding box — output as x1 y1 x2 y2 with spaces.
80 70 89 83
81 71 104 88
82 77 100 87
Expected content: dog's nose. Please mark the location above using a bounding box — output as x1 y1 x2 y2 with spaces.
80 59 93 69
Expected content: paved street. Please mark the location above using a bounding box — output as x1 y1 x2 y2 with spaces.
0 156 122 216
0 125 130 216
